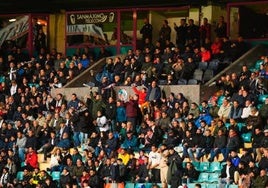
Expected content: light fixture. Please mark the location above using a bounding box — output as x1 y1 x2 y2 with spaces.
9 18 16 22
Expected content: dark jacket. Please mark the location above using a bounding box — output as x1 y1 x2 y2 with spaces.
213 135 227 149
219 164 236 181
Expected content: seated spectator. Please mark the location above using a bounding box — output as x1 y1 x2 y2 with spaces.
252 169 268 188
182 162 199 184
25 147 38 171
219 158 236 187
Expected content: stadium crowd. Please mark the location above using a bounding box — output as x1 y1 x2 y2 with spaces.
0 16 267 188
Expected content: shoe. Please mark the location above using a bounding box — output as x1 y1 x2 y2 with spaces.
37 148 43 153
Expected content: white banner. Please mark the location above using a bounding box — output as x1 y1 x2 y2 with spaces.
66 24 105 39
0 16 29 46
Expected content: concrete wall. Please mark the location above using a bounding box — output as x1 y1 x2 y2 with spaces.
52 85 201 104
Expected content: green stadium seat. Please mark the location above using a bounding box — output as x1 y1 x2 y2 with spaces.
208 162 222 173
192 161 200 170
241 132 252 143
0 76 5 83
187 183 197 188
255 59 263 70
258 94 268 103
225 123 230 130
217 95 225 106
207 183 219 188
16 171 24 181
125 183 135 188
198 162 210 172
208 173 220 183
237 123 245 132
51 171 61 181
195 172 209 183
227 184 239 188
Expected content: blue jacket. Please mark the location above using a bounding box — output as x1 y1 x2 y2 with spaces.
57 138 71 149
145 86 161 102
116 106 127 123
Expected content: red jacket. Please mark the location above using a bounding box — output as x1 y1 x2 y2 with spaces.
201 50 211 62
26 151 38 169
211 41 222 54
132 86 147 105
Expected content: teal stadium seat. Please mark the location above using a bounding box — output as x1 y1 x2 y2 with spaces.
258 94 268 103
255 59 264 70
241 132 252 143
195 172 209 183
208 162 222 173
198 162 210 172
0 76 5 83
16 171 24 181
192 161 200 170
207 183 219 188
208 173 220 183
125 183 135 188
227 184 239 188
51 171 61 181
187 183 198 188
217 95 225 106
237 123 245 132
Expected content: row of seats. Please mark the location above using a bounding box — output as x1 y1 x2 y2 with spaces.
187 183 238 188
183 161 223 173
16 171 61 182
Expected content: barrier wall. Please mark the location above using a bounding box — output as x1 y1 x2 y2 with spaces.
51 85 201 104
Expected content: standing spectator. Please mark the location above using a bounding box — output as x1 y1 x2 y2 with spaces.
167 146 183 188
159 20 171 44
174 19 188 49
15 131 27 162
148 145 161 183
140 18 153 45
214 16 227 38
186 19 200 47
159 149 169 188
199 18 211 46
145 80 161 105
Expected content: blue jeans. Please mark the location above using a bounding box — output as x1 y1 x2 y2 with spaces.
18 148 25 162
210 148 227 161
73 132 80 147
79 132 88 145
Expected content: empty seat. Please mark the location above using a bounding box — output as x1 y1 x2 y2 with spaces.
207 183 219 188
188 79 198 85
208 59 220 71
16 171 24 181
209 162 222 173
258 94 268 103
178 78 187 85
241 132 252 143
208 173 220 183
193 69 203 82
51 171 61 181
195 172 209 183
125 183 135 188
198 162 210 172
203 69 214 82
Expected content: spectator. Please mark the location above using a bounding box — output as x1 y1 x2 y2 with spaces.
140 18 153 45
